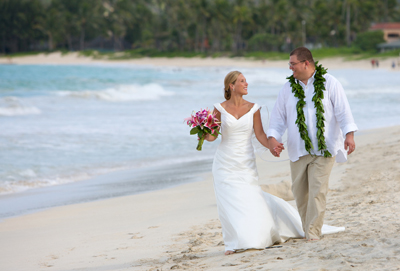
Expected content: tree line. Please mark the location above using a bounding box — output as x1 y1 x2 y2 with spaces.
1 0 399 54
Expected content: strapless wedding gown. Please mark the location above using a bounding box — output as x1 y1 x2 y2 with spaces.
212 103 344 252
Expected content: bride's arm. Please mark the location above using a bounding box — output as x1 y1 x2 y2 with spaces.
253 110 284 156
253 110 269 148
205 108 221 142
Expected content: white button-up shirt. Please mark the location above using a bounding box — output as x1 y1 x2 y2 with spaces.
267 72 358 163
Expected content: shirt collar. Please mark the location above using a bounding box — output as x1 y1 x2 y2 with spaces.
308 70 316 84
298 70 316 87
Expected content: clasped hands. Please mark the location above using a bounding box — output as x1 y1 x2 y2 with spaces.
268 137 285 157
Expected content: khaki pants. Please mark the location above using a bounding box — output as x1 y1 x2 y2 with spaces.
290 155 335 240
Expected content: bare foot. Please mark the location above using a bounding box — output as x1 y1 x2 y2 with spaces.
225 250 235 255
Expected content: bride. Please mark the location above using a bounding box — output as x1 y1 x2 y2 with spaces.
205 71 344 255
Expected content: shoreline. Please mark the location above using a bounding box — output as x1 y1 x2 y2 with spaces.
0 124 398 220
1 125 400 270
0 124 397 220
0 156 214 220
1 51 399 70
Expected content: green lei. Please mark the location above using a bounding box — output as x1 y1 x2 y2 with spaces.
286 61 332 158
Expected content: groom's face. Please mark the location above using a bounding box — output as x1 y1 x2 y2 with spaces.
289 55 306 80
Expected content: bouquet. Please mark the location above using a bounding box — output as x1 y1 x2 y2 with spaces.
184 108 221 151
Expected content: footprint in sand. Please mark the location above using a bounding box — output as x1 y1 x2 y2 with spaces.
181 247 193 253
148 226 159 229
93 254 107 258
128 232 144 239
116 247 129 250
222 263 237 266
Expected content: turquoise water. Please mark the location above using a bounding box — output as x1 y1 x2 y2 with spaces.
0 64 399 194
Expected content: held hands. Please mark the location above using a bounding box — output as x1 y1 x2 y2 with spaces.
344 132 356 155
268 137 285 157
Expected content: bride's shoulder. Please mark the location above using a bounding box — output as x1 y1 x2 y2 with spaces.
213 101 226 112
244 100 255 109
217 101 228 109
244 101 261 113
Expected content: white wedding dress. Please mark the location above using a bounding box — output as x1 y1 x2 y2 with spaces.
212 103 344 252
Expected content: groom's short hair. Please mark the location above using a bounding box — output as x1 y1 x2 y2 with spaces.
290 47 315 66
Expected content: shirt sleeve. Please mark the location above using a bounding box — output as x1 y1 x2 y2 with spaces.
266 85 288 142
328 75 358 136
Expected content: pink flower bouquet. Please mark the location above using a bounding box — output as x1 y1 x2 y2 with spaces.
184 108 221 151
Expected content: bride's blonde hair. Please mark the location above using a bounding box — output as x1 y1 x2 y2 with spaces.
224 71 241 100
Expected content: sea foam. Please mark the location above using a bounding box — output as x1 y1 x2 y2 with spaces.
57 83 174 102
0 97 41 116
0 168 99 195
0 154 214 195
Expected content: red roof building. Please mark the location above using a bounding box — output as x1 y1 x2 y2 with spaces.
370 23 400 43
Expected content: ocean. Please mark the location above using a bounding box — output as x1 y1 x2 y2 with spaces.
0 64 399 217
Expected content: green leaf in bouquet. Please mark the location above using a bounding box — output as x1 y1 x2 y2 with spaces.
198 130 204 138
190 127 199 135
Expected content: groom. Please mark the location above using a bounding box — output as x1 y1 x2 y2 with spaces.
267 47 358 241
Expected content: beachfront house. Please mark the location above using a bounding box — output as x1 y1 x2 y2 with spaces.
370 23 400 42
370 22 400 51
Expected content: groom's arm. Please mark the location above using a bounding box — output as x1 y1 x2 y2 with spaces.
329 76 358 137
329 76 358 155
266 86 288 156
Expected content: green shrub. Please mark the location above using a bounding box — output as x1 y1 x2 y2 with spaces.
354 30 385 52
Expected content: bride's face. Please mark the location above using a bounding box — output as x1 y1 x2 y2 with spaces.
232 74 248 95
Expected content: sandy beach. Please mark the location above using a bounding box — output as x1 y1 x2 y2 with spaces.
0 51 398 70
1 53 400 270
0 125 399 270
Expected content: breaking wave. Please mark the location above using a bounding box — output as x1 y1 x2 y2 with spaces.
57 83 174 102
0 97 41 116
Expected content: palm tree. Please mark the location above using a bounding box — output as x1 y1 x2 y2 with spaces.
232 0 252 53
209 0 232 52
36 1 65 50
